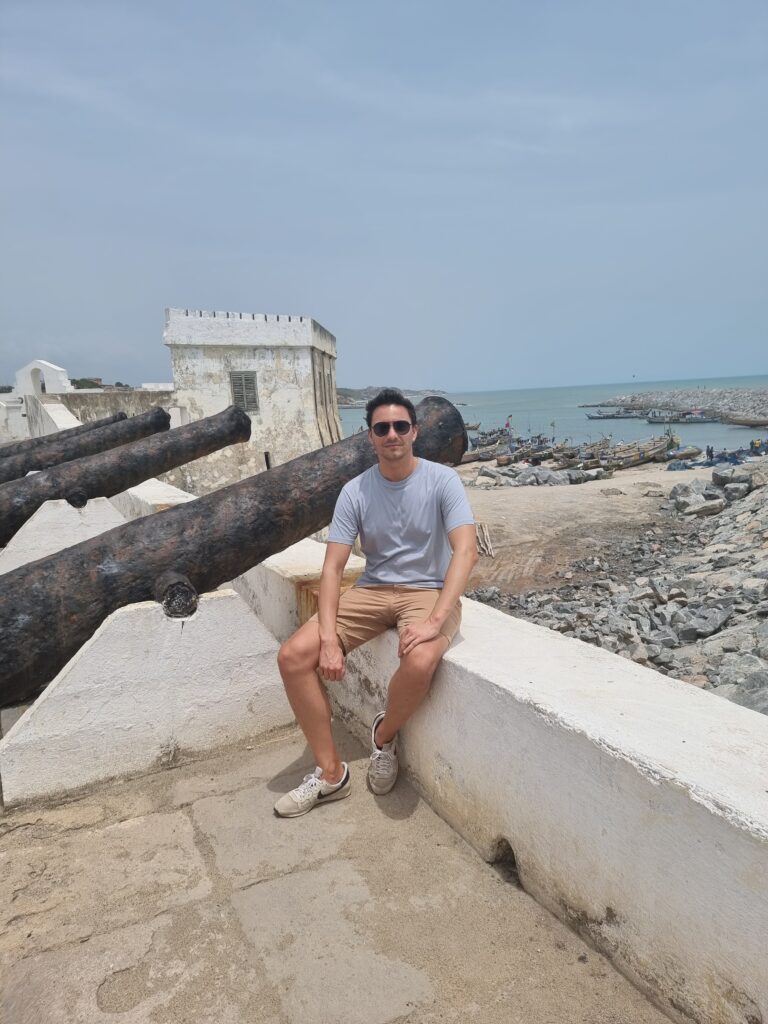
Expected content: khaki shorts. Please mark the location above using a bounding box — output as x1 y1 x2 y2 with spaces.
310 585 462 654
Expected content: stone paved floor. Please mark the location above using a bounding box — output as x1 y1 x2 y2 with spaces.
0 724 671 1023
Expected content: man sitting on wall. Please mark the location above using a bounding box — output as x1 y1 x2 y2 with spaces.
274 387 477 817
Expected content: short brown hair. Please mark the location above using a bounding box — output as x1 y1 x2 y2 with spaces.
365 388 417 428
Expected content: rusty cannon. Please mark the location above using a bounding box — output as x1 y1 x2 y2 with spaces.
0 411 128 461
0 406 170 485
0 397 467 708
0 406 252 548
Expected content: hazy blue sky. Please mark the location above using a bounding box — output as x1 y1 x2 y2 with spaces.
1 1 765 390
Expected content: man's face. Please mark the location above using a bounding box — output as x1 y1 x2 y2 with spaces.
369 404 417 464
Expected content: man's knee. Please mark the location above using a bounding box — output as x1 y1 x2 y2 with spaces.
278 628 320 676
402 640 447 679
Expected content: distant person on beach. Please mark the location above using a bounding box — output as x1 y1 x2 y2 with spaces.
273 387 477 817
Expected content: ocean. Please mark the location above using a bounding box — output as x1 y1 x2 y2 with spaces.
338 374 768 452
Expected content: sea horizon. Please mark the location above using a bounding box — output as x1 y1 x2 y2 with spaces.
339 372 768 451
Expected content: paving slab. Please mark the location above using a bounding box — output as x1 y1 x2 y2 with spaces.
0 726 672 1024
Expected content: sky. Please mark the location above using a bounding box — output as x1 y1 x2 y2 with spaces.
1 0 766 391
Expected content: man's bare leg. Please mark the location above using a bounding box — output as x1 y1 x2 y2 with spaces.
277 621 344 783
375 635 449 745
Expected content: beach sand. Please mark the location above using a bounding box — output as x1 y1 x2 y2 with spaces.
460 461 709 593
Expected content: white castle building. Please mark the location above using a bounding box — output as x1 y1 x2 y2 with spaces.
0 308 343 494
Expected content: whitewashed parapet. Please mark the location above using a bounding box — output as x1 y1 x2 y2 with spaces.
0 499 127 576
110 479 196 520
0 591 291 805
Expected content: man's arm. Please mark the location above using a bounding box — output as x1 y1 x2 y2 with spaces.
398 523 478 656
317 541 353 681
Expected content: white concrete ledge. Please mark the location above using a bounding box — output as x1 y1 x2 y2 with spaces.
110 478 196 519
0 591 291 806
0 499 127 575
257 539 768 1024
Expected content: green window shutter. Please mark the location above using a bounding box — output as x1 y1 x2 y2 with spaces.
230 371 259 412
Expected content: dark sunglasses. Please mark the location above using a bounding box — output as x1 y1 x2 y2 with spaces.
371 420 414 438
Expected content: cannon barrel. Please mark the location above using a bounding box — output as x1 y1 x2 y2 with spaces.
0 406 170 485
0 397 467 707
0 406 252 547
0 411 128 461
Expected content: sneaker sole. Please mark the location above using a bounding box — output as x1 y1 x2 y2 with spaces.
273 783 351 818
368 778 398 796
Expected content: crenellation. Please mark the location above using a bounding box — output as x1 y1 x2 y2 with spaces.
177 308 307 324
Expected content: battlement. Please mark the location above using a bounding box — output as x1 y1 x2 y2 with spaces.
163 308 336 357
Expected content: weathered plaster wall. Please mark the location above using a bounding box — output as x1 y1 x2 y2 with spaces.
162 308 343 494
0 399 27 442
25 395 82 438
57 390 175 422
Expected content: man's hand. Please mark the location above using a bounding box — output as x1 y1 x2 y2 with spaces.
398 620 442 657
319 638 346 682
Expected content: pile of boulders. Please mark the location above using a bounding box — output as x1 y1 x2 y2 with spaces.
472 464 612 488
602 385 768 420
670 463 767 517
467 463 768 715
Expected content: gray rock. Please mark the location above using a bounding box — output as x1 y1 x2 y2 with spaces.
724 483 750 502
669 483 692 502
677 605 732 641
712 467 753 488
731 688 768 714
650 578 669 604
682 498 726 517
650 626 679 648
567 469 588 484
703 485 726 501
715 653 765 687
676 493 705 512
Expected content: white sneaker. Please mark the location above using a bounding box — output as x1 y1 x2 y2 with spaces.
273 763 351 818
368 712 399 795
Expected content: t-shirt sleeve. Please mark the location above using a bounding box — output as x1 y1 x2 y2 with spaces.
327 484 360 545
440 470 475 532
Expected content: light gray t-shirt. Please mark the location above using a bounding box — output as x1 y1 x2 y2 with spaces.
328 459 475 588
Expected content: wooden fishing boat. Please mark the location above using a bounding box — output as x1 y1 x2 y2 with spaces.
647 409 719 425
463 421 481 431
601 435 674 470
586 407 645 420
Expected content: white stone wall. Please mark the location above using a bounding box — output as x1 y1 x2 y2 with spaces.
14 359 73 396
25 395 81 438
0 399 26 442
163 308 343 493
0 591 290 803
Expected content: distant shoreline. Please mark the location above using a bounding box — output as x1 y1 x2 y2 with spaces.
337 386 447 408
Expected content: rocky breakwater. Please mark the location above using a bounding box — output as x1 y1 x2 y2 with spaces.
601 385 768 421
472 464 612 488
468 462 768 714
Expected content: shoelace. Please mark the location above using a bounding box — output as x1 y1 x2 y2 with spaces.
370 748 396 778
292 770 324 801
